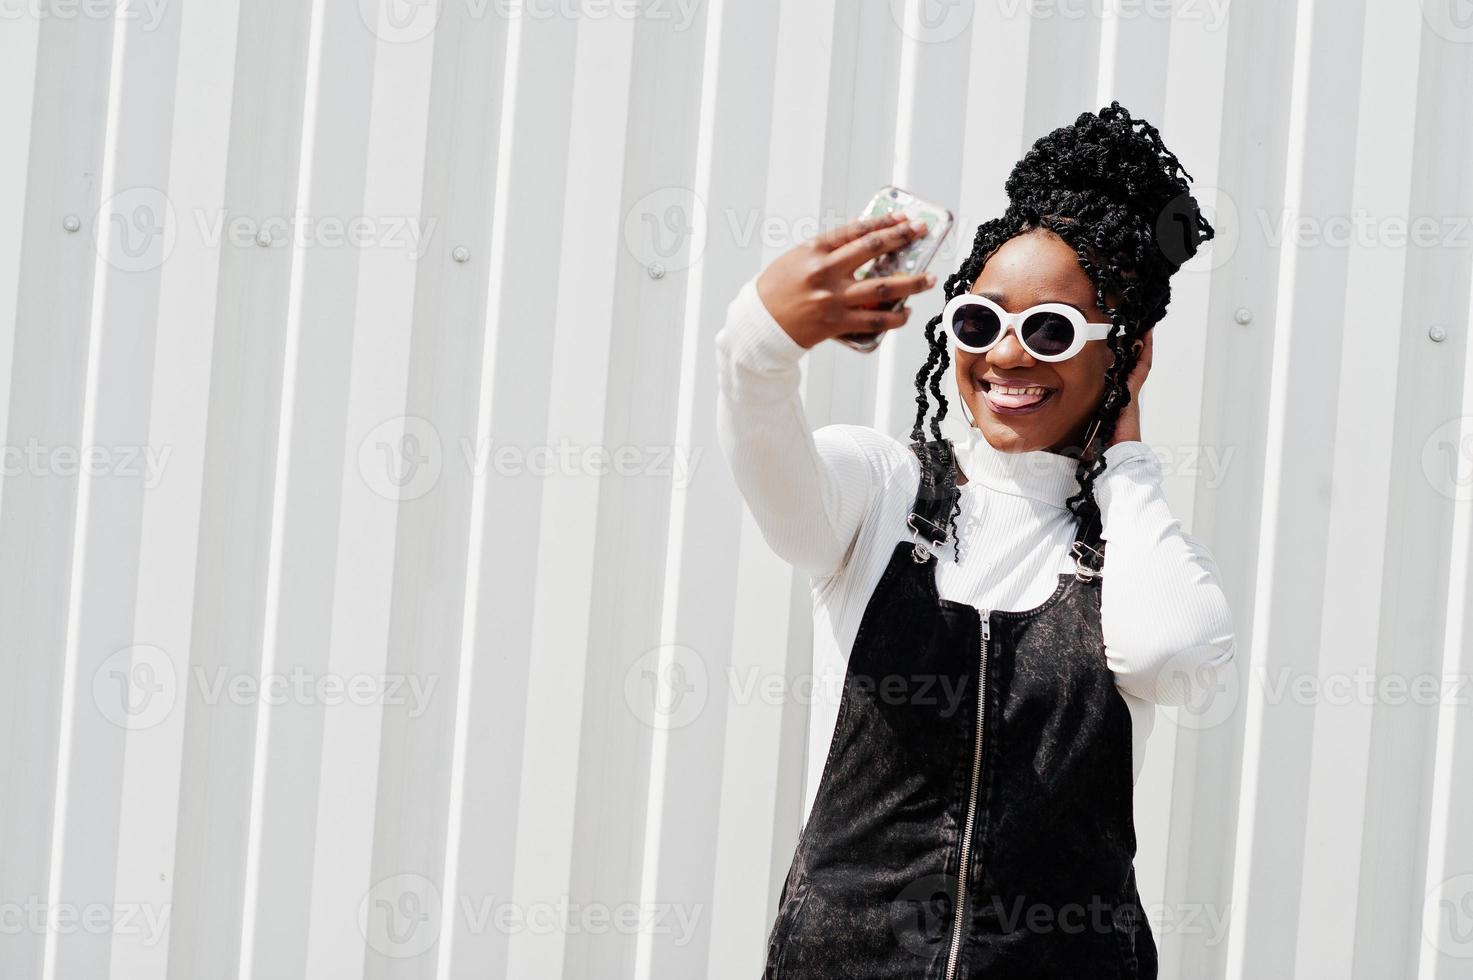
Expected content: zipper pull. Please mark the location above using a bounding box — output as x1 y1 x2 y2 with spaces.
980 608 990 641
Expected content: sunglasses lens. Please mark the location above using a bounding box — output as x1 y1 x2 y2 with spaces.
951 304 1001 349
1020 311 1077 357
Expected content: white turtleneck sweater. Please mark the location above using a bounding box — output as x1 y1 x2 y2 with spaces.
714 276 1236 823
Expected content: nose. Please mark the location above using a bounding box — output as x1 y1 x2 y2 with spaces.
987 324 1037 369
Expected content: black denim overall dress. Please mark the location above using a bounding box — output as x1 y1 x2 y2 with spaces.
762 438 1156 979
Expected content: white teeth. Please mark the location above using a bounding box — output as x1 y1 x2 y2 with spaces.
977 379 1052 411
989 384 1049 396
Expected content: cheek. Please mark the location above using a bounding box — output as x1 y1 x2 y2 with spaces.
954 351 981 383
1054 357 1110 411
1065 350 1112 392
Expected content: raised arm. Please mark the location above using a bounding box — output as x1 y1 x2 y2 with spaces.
713 212 936 579
1094 440 1238 708
716 281 883 578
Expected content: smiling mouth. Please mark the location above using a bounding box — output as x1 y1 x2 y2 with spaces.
973 377 1057 415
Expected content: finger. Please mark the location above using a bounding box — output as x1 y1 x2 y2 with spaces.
843 271 937 308
825 219 929 274
835 305 912 334
812 211 909 252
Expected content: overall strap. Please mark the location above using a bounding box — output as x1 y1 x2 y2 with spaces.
906 438 959 562
1069 499 1107 582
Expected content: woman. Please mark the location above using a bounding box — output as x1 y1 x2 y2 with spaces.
714 102 1236 979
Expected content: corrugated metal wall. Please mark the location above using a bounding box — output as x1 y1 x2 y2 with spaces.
2 0 1471 977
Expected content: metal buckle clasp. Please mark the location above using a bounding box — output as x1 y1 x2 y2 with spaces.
907 513 948 563
1071 540 1104 582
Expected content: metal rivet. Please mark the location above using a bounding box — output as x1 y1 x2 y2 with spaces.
1234 307 1252 325
452 246 470 263
1429 325 1447 343
255 230 272 248
62 215 81 233
648 262 665 280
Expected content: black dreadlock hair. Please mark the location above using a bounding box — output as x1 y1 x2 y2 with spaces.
908 100 1214 567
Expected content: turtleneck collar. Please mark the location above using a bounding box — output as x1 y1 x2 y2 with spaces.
938 399 1083 509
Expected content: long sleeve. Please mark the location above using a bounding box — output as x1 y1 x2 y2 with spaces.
1094 440 1237 707
714 276 904 580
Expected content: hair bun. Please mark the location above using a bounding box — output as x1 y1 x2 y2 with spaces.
1003 101 1212 276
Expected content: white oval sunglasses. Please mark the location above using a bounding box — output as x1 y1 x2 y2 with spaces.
943 293 1123 363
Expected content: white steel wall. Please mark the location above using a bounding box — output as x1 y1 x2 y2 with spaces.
1 0 1471 978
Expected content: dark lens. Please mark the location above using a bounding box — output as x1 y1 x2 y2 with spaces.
1019 311 1076 357
952 304 1000 349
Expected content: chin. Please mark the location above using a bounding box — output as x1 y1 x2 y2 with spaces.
976 420 1037 453
970 396 1080 455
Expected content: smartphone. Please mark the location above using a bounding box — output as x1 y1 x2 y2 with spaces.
839 185 955 353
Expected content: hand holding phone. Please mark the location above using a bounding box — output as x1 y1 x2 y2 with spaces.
840 185 955 351
754 212 937 351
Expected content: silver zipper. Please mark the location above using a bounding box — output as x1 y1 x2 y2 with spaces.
945 608 989 980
